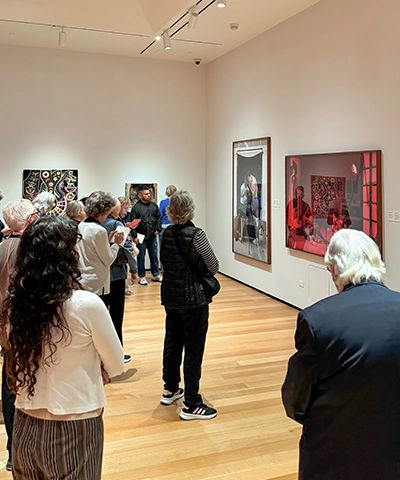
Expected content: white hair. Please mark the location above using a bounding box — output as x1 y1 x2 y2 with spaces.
325 229 385 290
33 191 56 215
2 199 36 231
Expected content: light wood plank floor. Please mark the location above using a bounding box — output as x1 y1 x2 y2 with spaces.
0 274 301 479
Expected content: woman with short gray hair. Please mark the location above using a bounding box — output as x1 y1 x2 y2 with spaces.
32 192 56 216
65 200 86 223
160 190 219 420
77 191 124 300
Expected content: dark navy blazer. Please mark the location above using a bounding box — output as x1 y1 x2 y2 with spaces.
282 282 400 480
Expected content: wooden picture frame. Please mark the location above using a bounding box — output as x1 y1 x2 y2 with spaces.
232 137 271 264
285 150 382 256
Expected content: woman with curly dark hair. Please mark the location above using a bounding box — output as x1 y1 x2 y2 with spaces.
0 216 124 479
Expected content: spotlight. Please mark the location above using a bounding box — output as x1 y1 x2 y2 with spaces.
217 0 227 8
58 27 66 47
155 35 162 41
163 30 171 50
188 7 199 30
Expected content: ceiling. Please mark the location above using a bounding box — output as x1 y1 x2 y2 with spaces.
0 0 321 64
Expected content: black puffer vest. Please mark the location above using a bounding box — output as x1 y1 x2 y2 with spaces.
160 222 208 308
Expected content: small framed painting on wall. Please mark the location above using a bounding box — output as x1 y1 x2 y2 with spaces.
23 169 78 216
125 183 158 207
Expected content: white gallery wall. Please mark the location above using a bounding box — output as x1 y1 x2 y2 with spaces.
1 0 399 310
0 45 207 227
206 0 400 308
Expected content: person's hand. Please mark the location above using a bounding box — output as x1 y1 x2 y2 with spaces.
101 363 110 385
155 231 159 236
2 228 12 237
131 273 139 285
132 237 139 245
113 231 125 245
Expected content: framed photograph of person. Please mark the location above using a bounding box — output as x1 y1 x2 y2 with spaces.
125 183 158 207
232 137 271 264
285 150 382 256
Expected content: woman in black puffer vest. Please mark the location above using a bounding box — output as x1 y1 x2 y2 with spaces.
160 190 219 421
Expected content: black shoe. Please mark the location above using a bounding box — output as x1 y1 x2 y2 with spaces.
160 388 184 405
6 458 12 471
179 402 217 420
124 354 131 363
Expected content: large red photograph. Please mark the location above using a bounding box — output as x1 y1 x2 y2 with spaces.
285 150 382 256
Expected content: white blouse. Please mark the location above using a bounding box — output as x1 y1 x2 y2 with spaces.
15 290 124 416
77 221 119 295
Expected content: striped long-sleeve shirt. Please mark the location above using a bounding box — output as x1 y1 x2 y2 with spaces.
193 229 219 275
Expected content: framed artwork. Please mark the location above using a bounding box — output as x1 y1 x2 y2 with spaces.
125 183 158 206
232 137 271 264
22 169 78 216
285 150 382 256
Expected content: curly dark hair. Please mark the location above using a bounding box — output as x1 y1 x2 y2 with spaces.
0 216 82 397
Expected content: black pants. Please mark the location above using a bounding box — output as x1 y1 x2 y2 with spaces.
162 304 209 407
2 360 16 459
103 279 126 345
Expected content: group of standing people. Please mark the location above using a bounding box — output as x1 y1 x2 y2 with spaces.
121 184 176 285
0 185 220 479
2 183 400 480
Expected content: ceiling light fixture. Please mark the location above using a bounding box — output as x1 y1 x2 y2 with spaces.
188 7 199 30
217 0 227 8
163 30 171 50
155 34 162 41
58 27 66 47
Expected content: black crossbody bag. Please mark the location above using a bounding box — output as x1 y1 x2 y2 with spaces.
171 227 220 299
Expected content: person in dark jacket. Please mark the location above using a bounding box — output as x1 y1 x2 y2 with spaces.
130 185 162 285
282 229 400 480
160 190 219 420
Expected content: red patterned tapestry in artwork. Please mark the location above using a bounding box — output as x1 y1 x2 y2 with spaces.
311 175 346 217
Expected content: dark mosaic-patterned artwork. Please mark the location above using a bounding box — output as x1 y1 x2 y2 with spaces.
23 169 78 215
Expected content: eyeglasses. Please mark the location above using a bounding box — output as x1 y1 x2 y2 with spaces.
26 210 40 221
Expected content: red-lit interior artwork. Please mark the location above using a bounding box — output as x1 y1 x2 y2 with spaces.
285 150 382 256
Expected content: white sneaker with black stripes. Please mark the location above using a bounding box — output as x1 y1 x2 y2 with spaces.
160 388 184 405
179 402 217 420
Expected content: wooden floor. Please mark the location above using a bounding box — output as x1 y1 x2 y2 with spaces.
0 274 301 479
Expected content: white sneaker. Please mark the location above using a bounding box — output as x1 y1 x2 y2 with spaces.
139 277 148 285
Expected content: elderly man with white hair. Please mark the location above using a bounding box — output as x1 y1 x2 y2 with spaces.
282 229 400 480
0 198 39 471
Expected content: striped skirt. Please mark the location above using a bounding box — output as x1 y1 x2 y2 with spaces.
12 409 104 480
